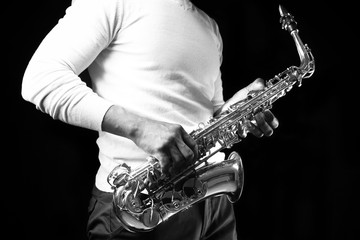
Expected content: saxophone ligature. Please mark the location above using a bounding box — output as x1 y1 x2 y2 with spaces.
107 5 315 232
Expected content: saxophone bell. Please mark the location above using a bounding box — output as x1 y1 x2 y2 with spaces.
109 151 244 232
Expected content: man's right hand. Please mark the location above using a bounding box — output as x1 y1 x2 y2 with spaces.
102 105 198 176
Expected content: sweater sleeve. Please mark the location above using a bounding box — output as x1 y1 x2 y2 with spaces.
22 0 123 131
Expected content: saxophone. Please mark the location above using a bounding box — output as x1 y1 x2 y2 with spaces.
107 5 315 232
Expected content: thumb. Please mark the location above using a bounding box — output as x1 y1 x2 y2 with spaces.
245 78 265 93
231 78 265 102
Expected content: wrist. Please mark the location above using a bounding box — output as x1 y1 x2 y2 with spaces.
101 105 142 140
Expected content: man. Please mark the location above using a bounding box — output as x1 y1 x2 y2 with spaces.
22 0 278 239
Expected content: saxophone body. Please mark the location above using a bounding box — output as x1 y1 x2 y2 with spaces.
107 5 315 232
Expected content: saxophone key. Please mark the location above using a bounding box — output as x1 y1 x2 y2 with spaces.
123 190 143 213
162 191 183 211
140 207 161 228
107 163 131 188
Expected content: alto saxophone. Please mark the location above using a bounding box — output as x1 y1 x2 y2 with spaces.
107 5 315 232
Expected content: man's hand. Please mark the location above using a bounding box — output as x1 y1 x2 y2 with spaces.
216 78 279 138
102 105 197 176
131 119 198 176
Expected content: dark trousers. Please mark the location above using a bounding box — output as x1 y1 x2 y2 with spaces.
87 186 237 240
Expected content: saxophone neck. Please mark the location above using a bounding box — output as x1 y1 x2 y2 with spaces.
279 5 315 79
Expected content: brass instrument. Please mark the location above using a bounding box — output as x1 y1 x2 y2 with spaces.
107 5 315 232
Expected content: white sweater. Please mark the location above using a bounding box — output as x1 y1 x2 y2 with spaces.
22 0 224 192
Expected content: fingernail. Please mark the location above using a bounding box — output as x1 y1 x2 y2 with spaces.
273 118 279 128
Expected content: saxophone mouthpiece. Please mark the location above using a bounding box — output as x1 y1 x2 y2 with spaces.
278 5 289 17
279 4 297 32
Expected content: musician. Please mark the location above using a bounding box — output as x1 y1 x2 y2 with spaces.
22 0 278 239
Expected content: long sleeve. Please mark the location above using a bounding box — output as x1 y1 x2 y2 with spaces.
22 0 123 131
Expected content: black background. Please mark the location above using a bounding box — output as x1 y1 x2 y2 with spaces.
5 0 356 239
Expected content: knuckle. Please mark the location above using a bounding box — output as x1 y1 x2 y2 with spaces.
263 110 274 121
264 110 279 128
255 113 265 126
172 124 183 132
160 159 171 174
158 137 176 150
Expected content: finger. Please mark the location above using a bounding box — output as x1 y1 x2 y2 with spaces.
169 146 187 176
254 112 274 137
246 121 264 138
176 142 195 167
246 78 265 93
230 78 266 103
173 137 195 170
155 152 172 176
180 128 198 160
263 110 279 129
